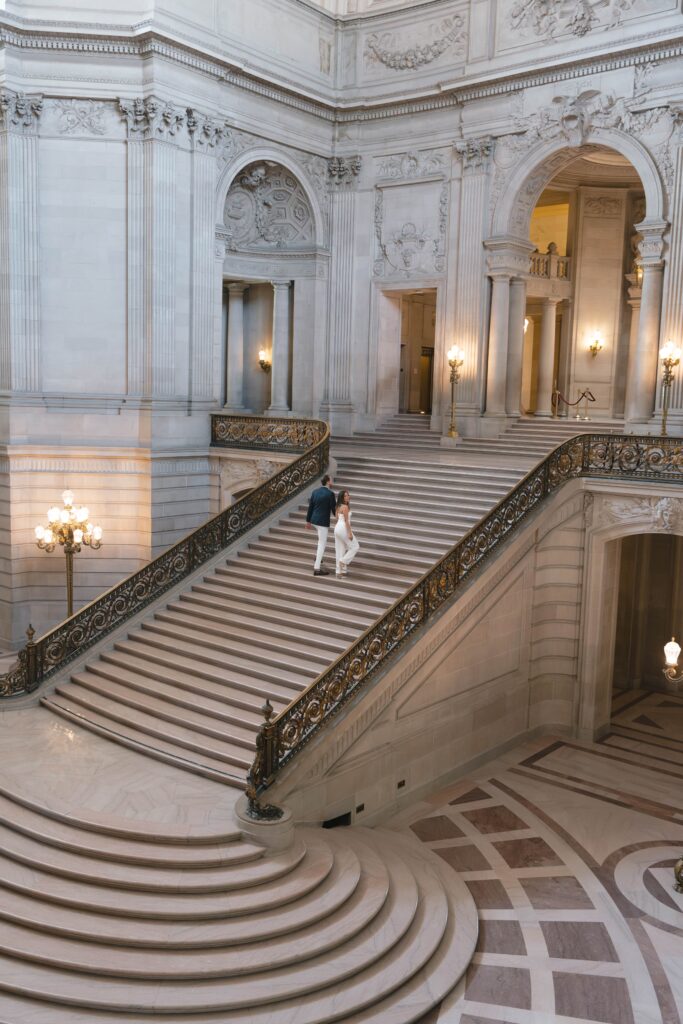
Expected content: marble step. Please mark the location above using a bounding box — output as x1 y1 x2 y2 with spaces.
0 792 247 869
0 839 360 948
0 832 445 1014
336 464 518 490
0 834 319 919
242 538 433 579
251 536 421 582
44 690 251 783
203 571 388 617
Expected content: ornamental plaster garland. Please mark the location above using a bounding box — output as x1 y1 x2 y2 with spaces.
364 15 466 72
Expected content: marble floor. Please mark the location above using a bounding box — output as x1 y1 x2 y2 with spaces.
389 689 683 1024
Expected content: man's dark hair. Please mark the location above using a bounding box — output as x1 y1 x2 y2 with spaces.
322 474 330 486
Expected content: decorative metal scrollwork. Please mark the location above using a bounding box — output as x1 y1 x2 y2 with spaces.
0 416 328 699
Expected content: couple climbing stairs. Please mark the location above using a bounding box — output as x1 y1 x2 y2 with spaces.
41 415 616 785
0 414 623 1023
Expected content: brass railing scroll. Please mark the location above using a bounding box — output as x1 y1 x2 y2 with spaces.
0 415 329 698
249 434 683 809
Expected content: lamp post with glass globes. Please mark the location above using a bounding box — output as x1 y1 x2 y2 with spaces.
35 491 103 618
658 340 682 437
446 345 465 439
662 636 683 893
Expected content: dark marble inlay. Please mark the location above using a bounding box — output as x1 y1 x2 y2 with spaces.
632 714 664 729
554 972 634 1024
494 836 563 869
436 843 491 872
643 865 681 911
466 879 513 909
449 786 491 805
465 964 531 1010
541 921 619 962
410 815 464 842
476 919 526 955
462 804 528 835
520 875 594 910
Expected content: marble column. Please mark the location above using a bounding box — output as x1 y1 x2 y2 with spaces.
622 272 642 421
535 298 559 417
624 262 665 424
224 282 248 411
268 280 291 414
506 278 527 417
485 273 510 417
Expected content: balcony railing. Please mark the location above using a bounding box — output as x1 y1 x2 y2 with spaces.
247 434 683 816
529 251 571 280
0 415 329 698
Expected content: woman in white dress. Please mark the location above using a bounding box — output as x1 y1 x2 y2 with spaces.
334 489 360 577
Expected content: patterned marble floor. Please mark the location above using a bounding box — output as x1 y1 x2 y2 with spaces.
388 689 683 1024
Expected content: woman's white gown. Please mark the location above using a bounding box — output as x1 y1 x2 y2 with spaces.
334 510 360 569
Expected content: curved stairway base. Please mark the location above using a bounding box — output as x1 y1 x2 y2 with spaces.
0 782 477 1023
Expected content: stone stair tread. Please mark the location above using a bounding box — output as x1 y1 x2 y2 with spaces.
114 634 311 689
0 834 438 1011
0 838 392 978
154 608 340 661
268 527 452 563
0 793 249 869
0 816 269 893
46 686 254 774
98 647 299 705
175 592 359 644
237 548 416 593
0 839 360 948
66 671 260 747
203 573 387 616
136 618 327 675
162 602 350 651
190 580 374 631
0 834 319 919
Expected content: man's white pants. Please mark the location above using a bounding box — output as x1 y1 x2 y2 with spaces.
314 525 329 570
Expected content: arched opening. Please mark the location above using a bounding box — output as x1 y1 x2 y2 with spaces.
523 146 644 421
218 158 324 417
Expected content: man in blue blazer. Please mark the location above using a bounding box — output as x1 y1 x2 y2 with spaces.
305 474 336 576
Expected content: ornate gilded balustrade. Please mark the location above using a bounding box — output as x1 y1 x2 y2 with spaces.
247 434 683 815
0 415 329 698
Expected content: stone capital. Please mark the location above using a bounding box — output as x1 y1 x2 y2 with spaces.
635 218 668 268
226 281 248 296
270 279 292 289
484 235 536 277
119 96 185 141
327 155 362 187
454 136 493 173
0 90 43 134
187 108 227 149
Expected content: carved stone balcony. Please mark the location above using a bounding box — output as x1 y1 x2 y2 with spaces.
527 246 572 299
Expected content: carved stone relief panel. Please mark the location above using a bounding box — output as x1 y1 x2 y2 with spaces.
374 148 449 182
373 179 449 277
500 0 674 46
593 494 683 533
223 161 315 250
362 9 467 77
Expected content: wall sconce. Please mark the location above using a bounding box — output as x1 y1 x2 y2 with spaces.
635 263 644 287
258 349 271 373
587 336 603 358
524 317 530 334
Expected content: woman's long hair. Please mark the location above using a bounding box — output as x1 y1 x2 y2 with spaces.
336 489 350 514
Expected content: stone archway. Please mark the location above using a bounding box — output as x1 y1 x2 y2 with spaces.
484 118 668 429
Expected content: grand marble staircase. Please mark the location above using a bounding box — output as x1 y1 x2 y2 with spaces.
41 450 524 784
0 783 476 1022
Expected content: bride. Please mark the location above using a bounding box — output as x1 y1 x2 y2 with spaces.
334 489 360 578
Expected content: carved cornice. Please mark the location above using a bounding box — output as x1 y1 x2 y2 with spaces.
0 89 43 133
2 17 683 125
119 96 185 140
327 155 362 186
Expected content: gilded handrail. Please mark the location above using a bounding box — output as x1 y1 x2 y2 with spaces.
249 433 683 813
0 415 329 698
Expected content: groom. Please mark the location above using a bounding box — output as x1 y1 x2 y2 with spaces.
305 474 336 576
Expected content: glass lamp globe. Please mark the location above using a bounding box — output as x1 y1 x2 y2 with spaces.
664 637 681 668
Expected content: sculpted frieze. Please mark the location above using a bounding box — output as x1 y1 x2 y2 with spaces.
364 14 466 73
594 495 683 532
53 99 107 136
375 149 448 181
507 0 637 39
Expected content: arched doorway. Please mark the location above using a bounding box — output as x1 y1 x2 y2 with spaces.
485 128 667 431
216 156 326 418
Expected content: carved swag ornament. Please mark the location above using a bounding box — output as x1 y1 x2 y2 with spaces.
365 15 466 71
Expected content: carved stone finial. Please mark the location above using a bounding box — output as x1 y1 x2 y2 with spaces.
119 96 185 140
0 91 43 133
25 624 35 644
262 699 274 724
327 155 362 186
